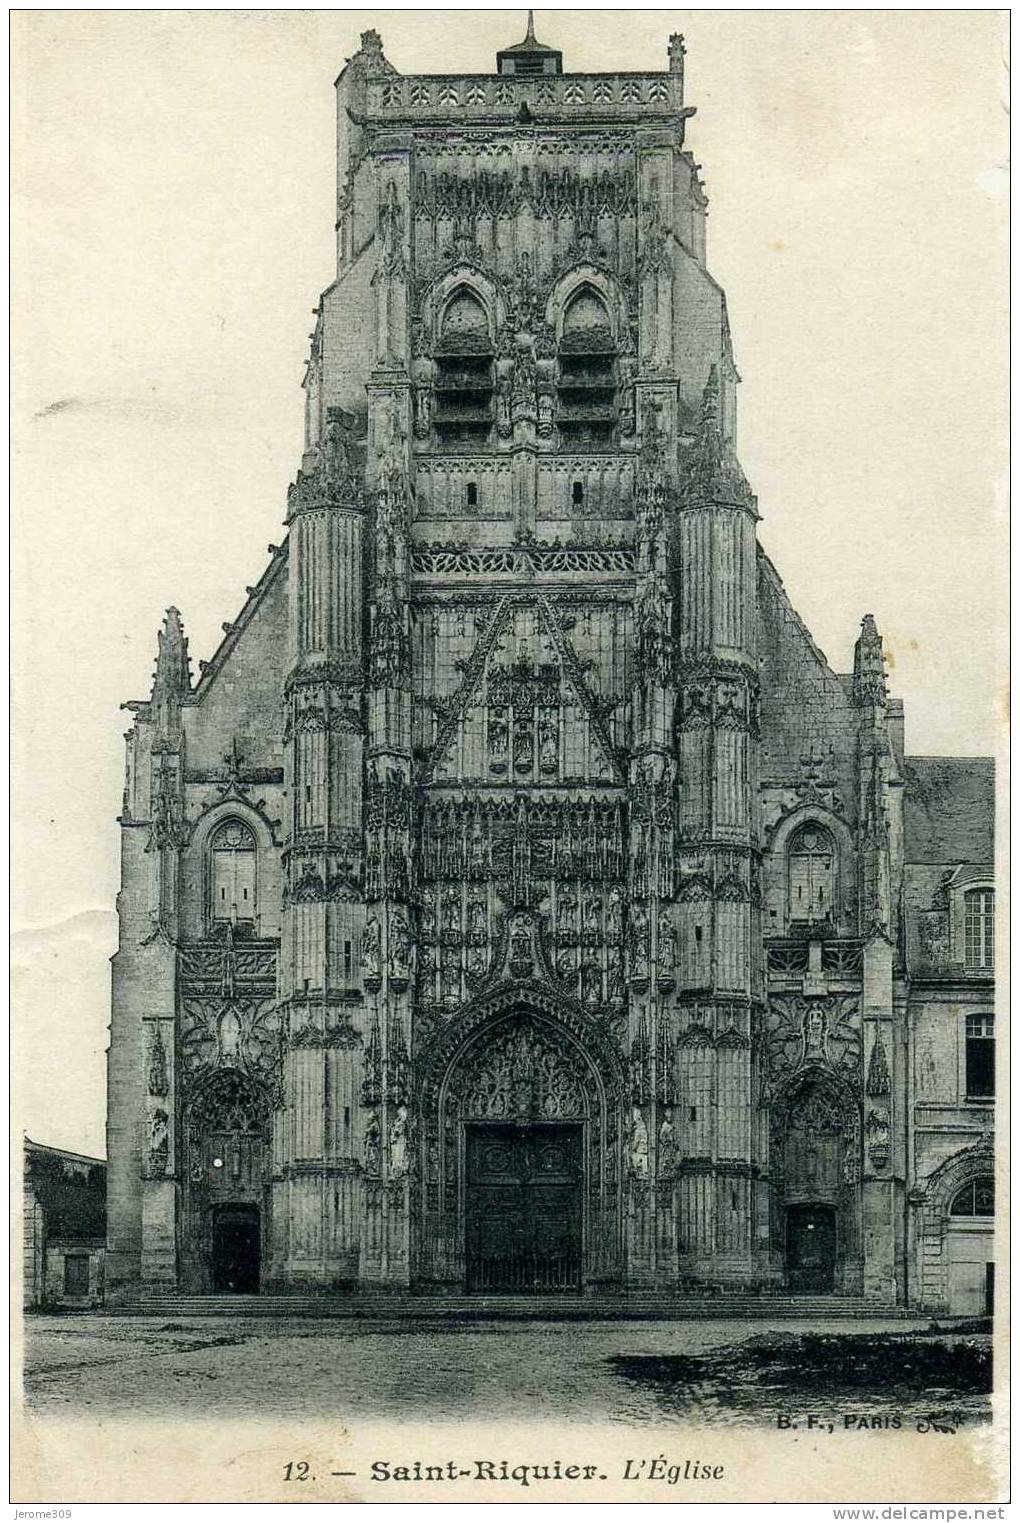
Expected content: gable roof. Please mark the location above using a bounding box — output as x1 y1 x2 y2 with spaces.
902 756 994 865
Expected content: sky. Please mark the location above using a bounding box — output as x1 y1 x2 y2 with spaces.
11 9 1008 1155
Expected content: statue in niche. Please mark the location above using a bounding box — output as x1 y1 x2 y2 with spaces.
606 887 623 943
442 889 461 937
606 950 624 1006
377 181 406 279
628 1107 649 1179
147 1108 169 1176
468 817 488 875
628 904 650 981
509 912 534 975
513 723 533 774
419 898 436 939
389 1104 408 1179
467 946 488 982
581 963 601 1009
538 710 558 773
865 1108 890 1170
412 385 431 440
322 411 354 495
146 1026 168 1097
364 1110 382 1176
441 958 461 1007
803 1003 827 1059
658 1117 678 1177
469 900 487 945
582 895 600 942
362 917 382 981
488 708 509 773
218 1008 242 1063
658 911 677 975
389 911 413 981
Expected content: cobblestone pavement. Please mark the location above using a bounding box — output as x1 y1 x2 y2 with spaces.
23 1315 951 1427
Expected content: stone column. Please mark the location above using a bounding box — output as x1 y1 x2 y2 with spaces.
674 369 762 1289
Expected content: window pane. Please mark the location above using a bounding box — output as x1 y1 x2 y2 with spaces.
965 888 994 969
974 1178 995 1216
965 1033 995 1098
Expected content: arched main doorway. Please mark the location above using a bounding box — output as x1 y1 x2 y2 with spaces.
414 1001 623 1294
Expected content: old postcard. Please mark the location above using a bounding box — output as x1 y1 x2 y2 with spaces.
11 7 1008 1509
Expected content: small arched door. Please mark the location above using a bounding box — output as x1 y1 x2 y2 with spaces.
946 1177 994 1316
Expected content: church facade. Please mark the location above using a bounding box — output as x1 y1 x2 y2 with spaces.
107 21 996 1309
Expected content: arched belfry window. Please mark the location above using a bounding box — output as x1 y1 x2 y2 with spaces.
210 820 257 928
557 287 617 447
788 823 836 926
433 289 493 444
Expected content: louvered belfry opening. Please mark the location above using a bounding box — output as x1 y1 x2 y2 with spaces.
433 289 494 445
557 288 617 447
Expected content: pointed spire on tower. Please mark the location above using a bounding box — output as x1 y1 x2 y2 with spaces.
684 365 753 507
853 614 887 706
497 10 563 74
151 607 191 743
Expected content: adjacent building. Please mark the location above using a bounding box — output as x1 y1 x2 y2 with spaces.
106 19 996 1309
24 1139 107 1309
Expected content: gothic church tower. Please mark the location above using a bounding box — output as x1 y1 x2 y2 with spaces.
107 19 929 1305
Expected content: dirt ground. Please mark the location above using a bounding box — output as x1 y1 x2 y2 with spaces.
21 1314 991 1429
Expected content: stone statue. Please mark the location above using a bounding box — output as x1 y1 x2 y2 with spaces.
628 904 650 981
148 1108 169 1175
658 911 677 975
362 916 382 981
218 1007 242 1062
146 1025 168 1096
658 1117 678 1177
803 1003 826 1057
390 910 413 981
628 1106 649 1179
364 1109 382 1176
390 1104 408 1178
606 887 623 942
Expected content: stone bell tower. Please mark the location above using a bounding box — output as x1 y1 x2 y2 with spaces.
108 17 949 1309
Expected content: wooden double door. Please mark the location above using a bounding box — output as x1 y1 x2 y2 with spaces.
786 1203 837 1293
465 1123 583 1294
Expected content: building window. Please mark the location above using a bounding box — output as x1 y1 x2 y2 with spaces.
466 481 478 508
950 1177 995 1217
964 888 994 970
965 1013 994 1099
210 820 257 926
433 289 493 444
64 1253 89 1297
557 287 617 447
787 823 836 925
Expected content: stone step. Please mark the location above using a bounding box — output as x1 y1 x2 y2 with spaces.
111 1293 911 1321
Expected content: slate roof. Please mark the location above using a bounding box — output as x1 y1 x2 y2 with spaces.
902 756 995 865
